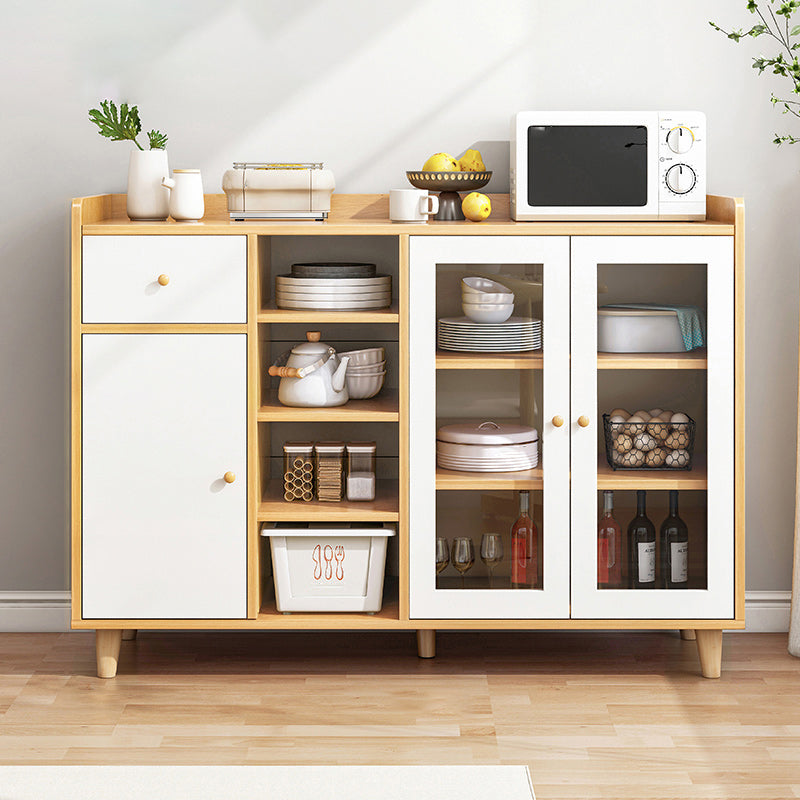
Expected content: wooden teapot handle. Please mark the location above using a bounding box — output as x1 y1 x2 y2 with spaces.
268 365 301 378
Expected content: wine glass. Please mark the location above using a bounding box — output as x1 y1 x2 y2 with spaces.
435 537 450 575
480 533 504 589
451 537 475 589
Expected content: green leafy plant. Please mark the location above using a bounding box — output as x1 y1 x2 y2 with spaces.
88 100 168 150
710 1 800 143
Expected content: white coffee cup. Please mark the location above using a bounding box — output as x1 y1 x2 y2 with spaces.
389 189 439 223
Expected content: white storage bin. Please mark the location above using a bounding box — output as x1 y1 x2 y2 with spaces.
597 308 685 353
263 523 395 612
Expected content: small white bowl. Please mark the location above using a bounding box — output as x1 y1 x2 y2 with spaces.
462 276 511 294
462 302 514 323
338 347 385 366
347 360 387 373
462 289 515 304
346 371 386 399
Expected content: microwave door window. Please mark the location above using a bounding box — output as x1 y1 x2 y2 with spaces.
527 125 648 207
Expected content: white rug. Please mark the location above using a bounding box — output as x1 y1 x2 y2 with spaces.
0 766 535 800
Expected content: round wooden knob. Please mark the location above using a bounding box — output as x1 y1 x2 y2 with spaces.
306 331 321 342
223 471 236 484
577 415 590 428
157 274 170 286
551 415 564 428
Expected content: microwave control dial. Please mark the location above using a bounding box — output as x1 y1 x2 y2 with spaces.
666 125 695 154
665 163 697 195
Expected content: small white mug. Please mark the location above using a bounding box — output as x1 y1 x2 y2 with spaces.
389 189 439 223
161 169 204 222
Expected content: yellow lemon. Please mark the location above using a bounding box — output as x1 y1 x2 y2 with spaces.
422 152 459 172
458 148 485 171
462 192 491 221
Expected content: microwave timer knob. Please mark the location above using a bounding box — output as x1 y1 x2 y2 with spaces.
666 125 695 154
665 163 697 195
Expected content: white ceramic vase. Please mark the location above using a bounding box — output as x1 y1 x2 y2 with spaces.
126 149 170 220
161 169 204 221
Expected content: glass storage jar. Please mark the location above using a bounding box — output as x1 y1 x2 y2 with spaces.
314 442 346 502
346 442 377 501
283 442 314 502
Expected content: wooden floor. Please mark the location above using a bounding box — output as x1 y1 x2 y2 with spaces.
0 631 798 798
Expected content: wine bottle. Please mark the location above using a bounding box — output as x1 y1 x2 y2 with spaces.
628 490 656 589
511 491 539 589
660 490 689 589
598 490 622 589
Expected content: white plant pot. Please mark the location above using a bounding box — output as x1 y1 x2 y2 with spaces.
126 149 169 220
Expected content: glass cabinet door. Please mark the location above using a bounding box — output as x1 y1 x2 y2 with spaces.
570 236 735 619
409 236 570 619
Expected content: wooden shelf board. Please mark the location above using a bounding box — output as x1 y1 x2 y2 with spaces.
258 390 399 422
596 456 708 490
256 581 400 628
81 194 736 236
436 351 543 370
259 479 399 521
598 350 708 370
258 303 399 323
436 466 543 491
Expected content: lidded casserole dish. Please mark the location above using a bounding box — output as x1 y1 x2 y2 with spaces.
436 420 539 473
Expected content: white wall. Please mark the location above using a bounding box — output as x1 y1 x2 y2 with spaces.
0 0 795 597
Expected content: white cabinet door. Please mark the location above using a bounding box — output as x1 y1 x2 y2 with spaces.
82 236 246 323
570 236 734 619
81 334 247 619
409 236 571 619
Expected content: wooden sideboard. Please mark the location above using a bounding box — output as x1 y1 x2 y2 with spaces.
71 193 744 678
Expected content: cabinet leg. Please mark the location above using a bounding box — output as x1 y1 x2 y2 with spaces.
121 629 137 641
695 629 723 678
416 629 436 658
680 629 696 641
95 629 122 678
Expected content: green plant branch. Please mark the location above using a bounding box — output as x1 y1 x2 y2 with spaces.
88 99 167 150
711 0 800 143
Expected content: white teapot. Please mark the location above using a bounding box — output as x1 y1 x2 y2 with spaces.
268 331 350 407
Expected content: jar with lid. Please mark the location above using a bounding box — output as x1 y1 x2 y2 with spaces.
314 442 346 501
346 442 377 502
282 442 314 502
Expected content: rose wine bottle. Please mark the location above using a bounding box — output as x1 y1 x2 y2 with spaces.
660 490 689 589
598 490 622 589
511 491 539 589
628 490 656 589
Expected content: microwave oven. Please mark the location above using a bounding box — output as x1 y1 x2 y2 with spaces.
510 111 706 221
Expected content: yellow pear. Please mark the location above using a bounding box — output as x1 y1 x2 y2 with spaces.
422 152 459 172
458 148 485 171
462 192 491 221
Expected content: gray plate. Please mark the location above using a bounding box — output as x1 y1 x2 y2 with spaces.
290 262 376 278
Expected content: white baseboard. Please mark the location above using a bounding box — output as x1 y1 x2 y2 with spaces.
0 591 792 633
0 592 71 632
744 591 792 632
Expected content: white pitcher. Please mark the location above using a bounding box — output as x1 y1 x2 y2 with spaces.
126 149 170 221
161 169 204 221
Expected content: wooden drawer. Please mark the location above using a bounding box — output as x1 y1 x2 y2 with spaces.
82 235 246 323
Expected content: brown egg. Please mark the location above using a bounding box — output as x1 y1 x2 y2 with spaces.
627 449 646 467
613 433 634 453
646 447 667 467
647 416 669 441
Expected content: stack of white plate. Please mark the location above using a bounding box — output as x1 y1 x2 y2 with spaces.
275 275 392 310
436 421 539 473
437 317 542 352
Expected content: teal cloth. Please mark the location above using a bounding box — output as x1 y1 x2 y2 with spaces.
601 303 706 351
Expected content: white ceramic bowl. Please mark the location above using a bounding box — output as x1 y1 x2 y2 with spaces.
462 276 511 294
346 371 386 400
462 302 514 323
347 360 387 373
338 347 385 366
462 289 515 304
